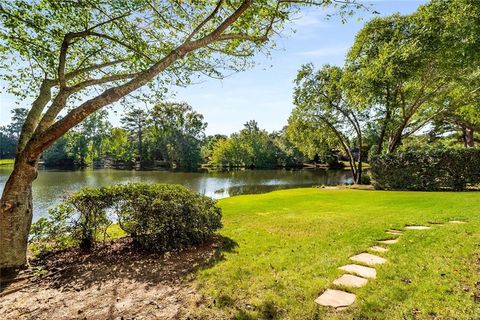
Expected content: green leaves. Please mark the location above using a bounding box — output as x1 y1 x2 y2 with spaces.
0 0 360 101
370 148 480 190
30 183 223 253
210 120 283 168
341 3 480 152
290 63 366 182
417 0 480 69
0 0 362 166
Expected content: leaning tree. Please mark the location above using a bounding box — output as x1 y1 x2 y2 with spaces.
0 0 361 270
291 64 366 184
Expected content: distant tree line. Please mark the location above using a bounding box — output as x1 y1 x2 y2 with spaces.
41 112 339 170
0 103 207 169
42 102 207 170
0 108 28 158
2 106 346 170
208 120 305 169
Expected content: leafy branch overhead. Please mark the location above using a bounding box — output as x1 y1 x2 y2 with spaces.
0 0 360 159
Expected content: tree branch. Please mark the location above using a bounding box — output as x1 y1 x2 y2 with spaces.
57 13 131 88
214 33 268 43
186 0 254 48
146 0 186 34
16 79 55 153
35 89 72 134
65 59 126 80
206 45 253 57
88 32 154 62
184 0 223 43
35 72 139 135
27 0 255 157
69 72 140 91
28 49 185 157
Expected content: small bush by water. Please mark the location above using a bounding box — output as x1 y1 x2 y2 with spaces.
30 183 222 253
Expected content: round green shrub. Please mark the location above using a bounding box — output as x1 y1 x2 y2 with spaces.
114 183 223 251
30 183 222 252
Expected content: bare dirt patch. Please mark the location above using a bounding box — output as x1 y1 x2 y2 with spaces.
0 237 232 320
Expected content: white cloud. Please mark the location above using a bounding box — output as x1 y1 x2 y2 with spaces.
294 14 331 28
297 45 349 57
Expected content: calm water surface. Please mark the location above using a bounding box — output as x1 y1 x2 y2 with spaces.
0 167 351 220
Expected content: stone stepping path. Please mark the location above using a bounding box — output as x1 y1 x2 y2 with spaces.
386 229 403 235
370 245 388 253
405 225 431 230
315 289 356 308
378 238 399 245
315 221 467 309
350 252 386 265
333 274 368 287
339 264 376 279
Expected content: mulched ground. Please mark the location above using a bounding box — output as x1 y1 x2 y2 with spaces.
0 237 227 320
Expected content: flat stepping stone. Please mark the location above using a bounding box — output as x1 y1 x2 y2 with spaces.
339 264 377 279
333 274 368 287
405 225 431 230
449 220 466 224
378 238 399 245
386 229 403 235
370 245 388 253
315 289 356 308
386 231 401 235
350 253 386 265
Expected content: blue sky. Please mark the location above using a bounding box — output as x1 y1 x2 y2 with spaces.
0 1 427 135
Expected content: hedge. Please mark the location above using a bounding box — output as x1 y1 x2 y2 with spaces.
369 148 480 191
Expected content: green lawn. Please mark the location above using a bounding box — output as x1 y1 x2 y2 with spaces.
339 160 370 170
189 188 480 320
0 158 14 165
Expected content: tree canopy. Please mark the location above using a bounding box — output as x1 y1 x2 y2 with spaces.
210 120 304 168
286 0 480 183
344 13 450 153
291 64 365 183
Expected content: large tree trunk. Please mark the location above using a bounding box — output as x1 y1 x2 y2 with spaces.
356 142 363 185
388 131 402 153
0 156 38 271
138 127 143 167
465 127 475 148
376 108 391 155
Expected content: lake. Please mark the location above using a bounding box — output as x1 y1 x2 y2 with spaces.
0 167 351 220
